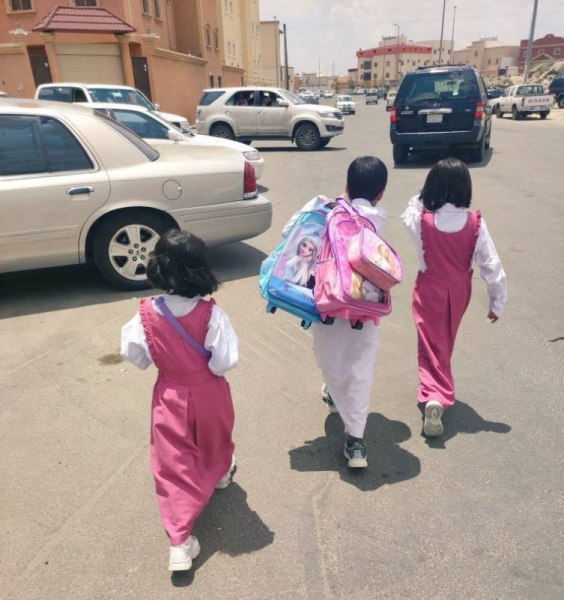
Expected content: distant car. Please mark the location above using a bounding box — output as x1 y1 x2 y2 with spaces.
377 88 388 99
0 91 8 97
366 91 378 105
336 94 356 114
0 98 272 290
548 77 564 108
90 102 264 179
196 87 344 150
35 83 189 132
353 87 365 95
385 91 397 111
323 91 334 98
389 66 492 164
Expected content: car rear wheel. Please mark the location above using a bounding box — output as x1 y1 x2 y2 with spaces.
468 136 486 163
295 123 321 151
495 105 503 118
211 123 235 140
558 96 564 109
393 144 408 165
540 111 549 120
512 106 521 120
93 211 170 290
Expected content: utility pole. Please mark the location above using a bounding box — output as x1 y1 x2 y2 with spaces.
394 23 400 82
438 0 447 64
283 23 289 90
523 0 539 83
450 6 457 64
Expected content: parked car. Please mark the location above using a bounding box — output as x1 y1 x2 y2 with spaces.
0 91 8 97
196 87 344 151
366 90 378 105
35 83 190 132
493 84 552 120
389 66 492 164
0 99 272 290
335 94 356 114
385 91 397 111
548 77 564 109
90 102 264 179
354 87 365 95
323 90 334 98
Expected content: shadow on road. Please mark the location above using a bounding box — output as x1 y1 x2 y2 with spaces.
170 482 274 587
0 241 267 319
254 145 346 153
393 146 493 170
421 399 512 449
289 412 420 492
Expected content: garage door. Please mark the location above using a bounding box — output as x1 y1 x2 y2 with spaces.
56 44 125 84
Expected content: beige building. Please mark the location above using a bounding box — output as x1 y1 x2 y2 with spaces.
453 40 519 75
260 20 281 86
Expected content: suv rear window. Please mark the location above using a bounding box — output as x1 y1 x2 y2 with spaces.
37 87 88 103
398 71 481 103
199 91 225 106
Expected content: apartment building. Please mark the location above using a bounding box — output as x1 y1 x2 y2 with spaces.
453 39 519 75
357 37 454 86
0 0 258 119
518 34 564 73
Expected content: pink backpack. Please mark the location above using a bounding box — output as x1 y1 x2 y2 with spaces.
314 198 401 329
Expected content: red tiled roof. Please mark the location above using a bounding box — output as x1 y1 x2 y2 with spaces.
32 6 136 34
357 45 432 58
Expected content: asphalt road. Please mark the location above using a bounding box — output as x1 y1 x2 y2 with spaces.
1 101 563 600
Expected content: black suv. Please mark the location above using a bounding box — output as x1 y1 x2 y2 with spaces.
389 66 492 164
548 77 564 109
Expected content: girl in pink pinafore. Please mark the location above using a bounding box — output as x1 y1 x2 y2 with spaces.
121 230 238 571
402 158 507 437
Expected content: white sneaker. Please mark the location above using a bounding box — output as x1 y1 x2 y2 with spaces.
168 536 201 571
423 400 444 437
322 384 339 414
215 455 236 490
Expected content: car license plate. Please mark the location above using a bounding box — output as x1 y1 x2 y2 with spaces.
426 114 443 124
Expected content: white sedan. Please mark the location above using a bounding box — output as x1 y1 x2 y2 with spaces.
90 102 264 179
0 98 272 290
335 95 356 115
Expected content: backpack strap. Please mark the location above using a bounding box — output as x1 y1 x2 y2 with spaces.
155 297 212 359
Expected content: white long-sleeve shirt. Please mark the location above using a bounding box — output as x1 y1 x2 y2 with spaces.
120 294 239 376
401 195 508 317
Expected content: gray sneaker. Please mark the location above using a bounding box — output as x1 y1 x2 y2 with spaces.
344 440 368 468
322 384 339 414
423 400 444 437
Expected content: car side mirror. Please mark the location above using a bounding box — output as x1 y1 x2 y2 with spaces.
167 129 185 142
277 99 289 107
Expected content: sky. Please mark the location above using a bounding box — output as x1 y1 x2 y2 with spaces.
260 0 564 75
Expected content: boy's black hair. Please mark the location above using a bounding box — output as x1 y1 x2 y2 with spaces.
147 230 220 298
420 157 472 211
347 156 388 203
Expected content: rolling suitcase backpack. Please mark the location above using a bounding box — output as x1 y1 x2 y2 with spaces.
259 196 332 330
314 197 403 329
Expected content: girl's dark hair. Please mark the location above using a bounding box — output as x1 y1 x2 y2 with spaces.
147 230 220 298
420 157 472 211
347 156 388 203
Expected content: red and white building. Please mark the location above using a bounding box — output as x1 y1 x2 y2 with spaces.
518 34 564 73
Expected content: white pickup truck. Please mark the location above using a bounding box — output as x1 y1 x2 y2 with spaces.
493 84 553 120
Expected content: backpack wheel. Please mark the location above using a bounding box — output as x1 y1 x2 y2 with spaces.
267 305 277 314
301 320 312 330
323 316 335 325
351 321 364 330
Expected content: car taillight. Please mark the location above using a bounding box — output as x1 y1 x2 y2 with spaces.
244 161 257 199
390 106 397 124
474 101 485 120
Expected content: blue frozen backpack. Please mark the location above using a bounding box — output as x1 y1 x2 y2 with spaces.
259 196 333 330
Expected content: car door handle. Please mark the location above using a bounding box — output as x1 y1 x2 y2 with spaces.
258 110 265 115
67 186 94 196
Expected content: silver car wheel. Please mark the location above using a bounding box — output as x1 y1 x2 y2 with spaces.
108 224 160 281
299 129 316 146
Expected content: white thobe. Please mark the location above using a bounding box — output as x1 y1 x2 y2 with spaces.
286 196 387 439
401 195 508 316
120 294 239 377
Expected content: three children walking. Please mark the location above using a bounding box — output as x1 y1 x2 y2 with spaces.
120 155 507 572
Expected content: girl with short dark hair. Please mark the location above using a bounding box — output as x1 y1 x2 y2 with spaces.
402 158 507 437
121 230 238 571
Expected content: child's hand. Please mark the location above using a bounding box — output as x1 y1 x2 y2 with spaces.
487 311 499 323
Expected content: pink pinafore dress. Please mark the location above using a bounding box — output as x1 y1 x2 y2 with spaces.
140 297 235 546
412 210 481 409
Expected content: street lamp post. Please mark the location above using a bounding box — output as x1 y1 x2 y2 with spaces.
523 0 539 83
394 23 400 82
278 23 289 90
438 0 447 64
449 5 457 64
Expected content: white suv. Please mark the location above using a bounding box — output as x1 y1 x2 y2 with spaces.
35 83 189 132
196 87 344 150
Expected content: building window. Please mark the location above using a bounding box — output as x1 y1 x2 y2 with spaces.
210 74 215 88
496 58 500 64
205 24 211 47
154 0 161 19
9 0 33 10
142 0 150 14
233 43 236 55
386 61 390 67
555 47 561 56
363 60 371 70
487 59 492 65
218 76 222 88
74 0 98 6
228 42 232 55
385 72 390 78
474 51 478 57
213 28 219 50
225 0 228 10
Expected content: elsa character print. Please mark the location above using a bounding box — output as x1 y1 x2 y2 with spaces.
284 236 318 289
